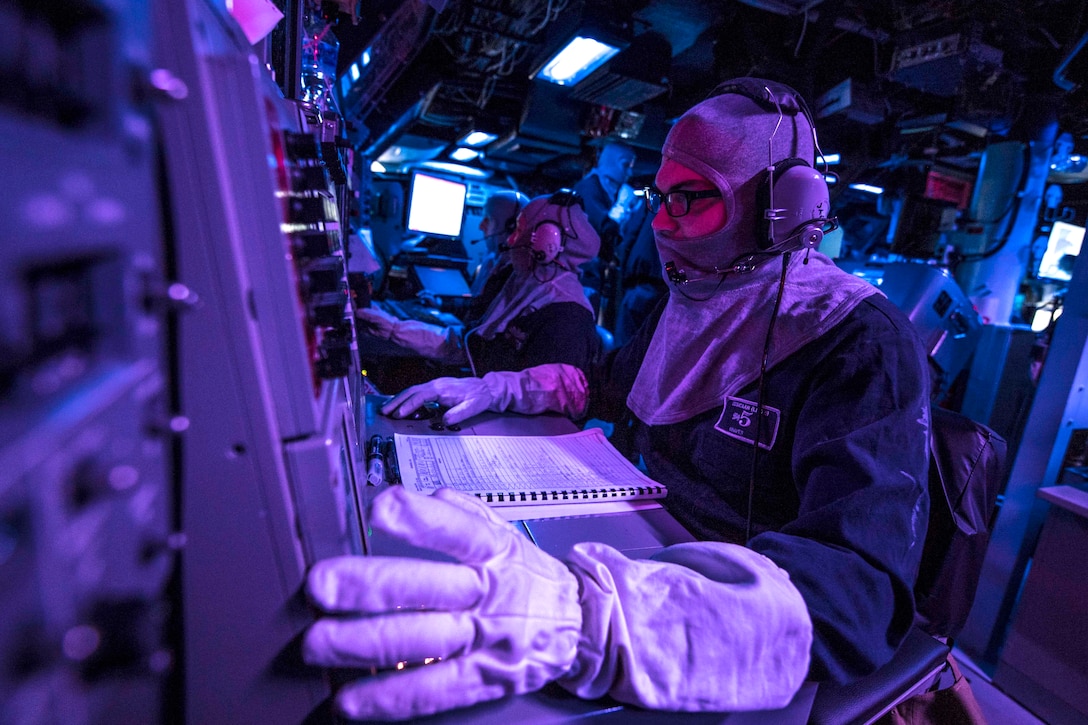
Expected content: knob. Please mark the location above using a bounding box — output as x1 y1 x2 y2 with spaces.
291 230 337 259
283 131 321 161
347 272 372 307
310 291 348 327
301 258 345 294
287 164 331 194
70 599 171 681
320 142 347 184
285 196 336 225
68 458 140 509
316 336 352 379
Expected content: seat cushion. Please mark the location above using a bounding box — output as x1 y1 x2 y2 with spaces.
808 627 951 725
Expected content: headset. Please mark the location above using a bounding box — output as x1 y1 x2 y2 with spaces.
696 80 838 543
504 191 526 234
529 188 583 264
708 78 834 256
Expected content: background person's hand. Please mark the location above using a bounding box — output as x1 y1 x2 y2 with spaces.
356 305 462 360
354 306 399 339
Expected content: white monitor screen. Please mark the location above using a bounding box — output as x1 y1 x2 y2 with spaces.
406 172 467 238
1039 220 1084 281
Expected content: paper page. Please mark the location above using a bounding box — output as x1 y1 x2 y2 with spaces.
492 499 662 522
394 428 665 505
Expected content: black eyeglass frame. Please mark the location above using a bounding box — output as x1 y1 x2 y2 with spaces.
642 186 723 217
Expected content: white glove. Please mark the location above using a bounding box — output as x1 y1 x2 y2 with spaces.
356 306 465 362
560 541 813 711
382 363 589 424
303 486 582 721
303 487 813 721
354 306 400 339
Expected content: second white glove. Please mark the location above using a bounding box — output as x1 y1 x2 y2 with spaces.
355 306 465 362
382 363 590 424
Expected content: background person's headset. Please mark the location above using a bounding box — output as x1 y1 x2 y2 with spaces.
528 188 584 264
504 192 526 234
708 78 835 259
477 191 528 246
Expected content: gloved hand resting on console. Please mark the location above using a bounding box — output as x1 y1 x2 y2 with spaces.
381 363 590 425
355 306 465 362
303 486 813 722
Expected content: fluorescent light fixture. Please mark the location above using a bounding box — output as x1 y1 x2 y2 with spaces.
362 49 371 66
449 147 480 162
1031 307 1062 332
370 160 386 173
823 174 838 185
537 36 620 86
350 63 360 81
817 153 841 165
460 131 498 147
421 161 491 178
376 138 449 166
849 183 884 195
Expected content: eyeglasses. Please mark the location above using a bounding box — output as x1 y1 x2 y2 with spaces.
642 186 723 217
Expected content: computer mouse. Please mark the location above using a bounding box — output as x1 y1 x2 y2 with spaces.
403 400 442 420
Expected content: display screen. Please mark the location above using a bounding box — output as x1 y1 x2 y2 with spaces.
1038 220 1084 281
890 196 956 259
411 265 472 297
406 172 468 238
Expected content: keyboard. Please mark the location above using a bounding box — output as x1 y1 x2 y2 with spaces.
376 299 462 327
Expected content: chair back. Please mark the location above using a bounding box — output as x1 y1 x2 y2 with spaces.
914 407 1007 640
809 408 1006 724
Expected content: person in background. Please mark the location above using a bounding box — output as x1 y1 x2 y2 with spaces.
303 78 930 722
470 190 527 296
612 194 668 347
574 140 637 323
355 191 602 384
419 189 529 322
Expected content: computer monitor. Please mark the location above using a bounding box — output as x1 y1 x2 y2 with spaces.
1038 220 1084 281
406 171 468 239
410 265 472 298
890 196 957 260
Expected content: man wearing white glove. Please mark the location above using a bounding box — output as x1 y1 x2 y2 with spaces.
371 77 931 696
304 486 812 722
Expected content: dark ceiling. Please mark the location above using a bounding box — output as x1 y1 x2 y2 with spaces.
328 0 1088 197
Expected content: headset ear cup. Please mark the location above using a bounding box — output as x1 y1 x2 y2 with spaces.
757 158 805 249
530 222 563 264
506 197 522 233
759 159 829 250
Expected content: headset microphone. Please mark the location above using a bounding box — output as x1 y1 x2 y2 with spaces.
729 218 835 273
665 261 687 284
665 212 835 286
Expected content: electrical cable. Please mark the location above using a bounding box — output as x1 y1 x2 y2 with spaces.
746 250 792 543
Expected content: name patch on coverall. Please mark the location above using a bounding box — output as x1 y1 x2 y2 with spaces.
715 396 781 450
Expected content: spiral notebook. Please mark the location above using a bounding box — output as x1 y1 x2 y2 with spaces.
393 428 667 508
